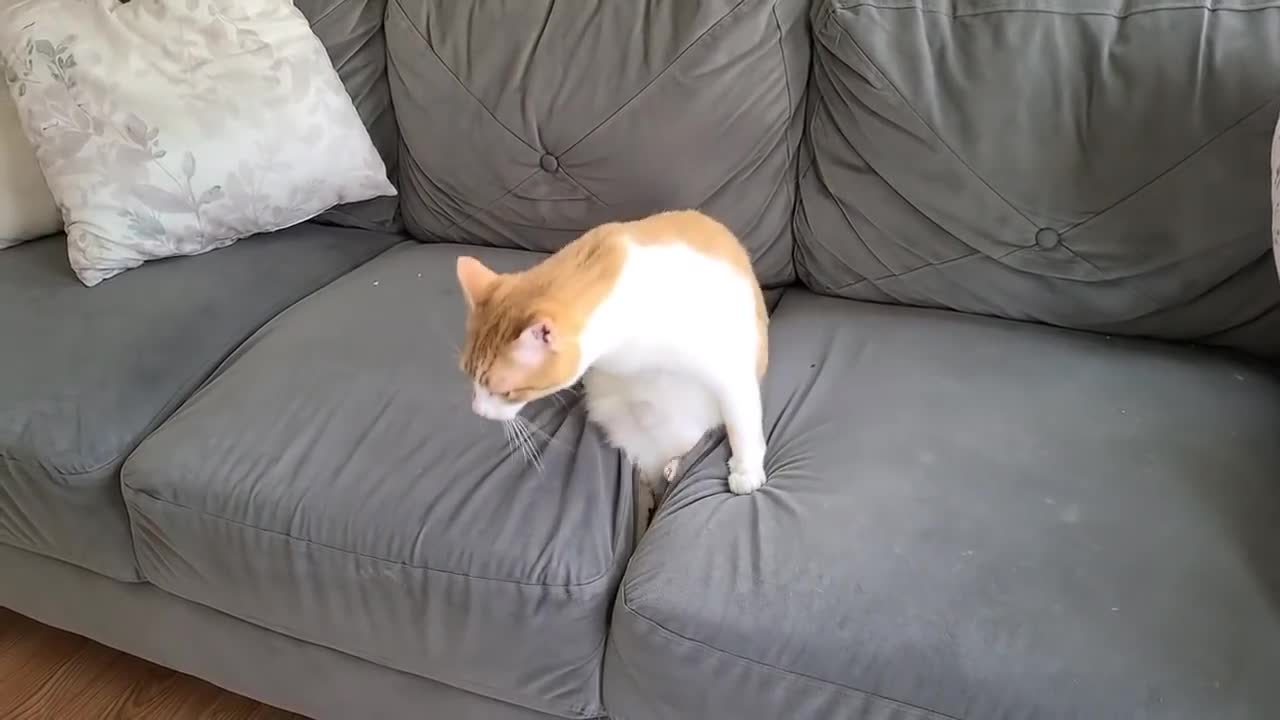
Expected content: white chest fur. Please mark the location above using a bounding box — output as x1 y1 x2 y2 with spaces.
578 240 768 499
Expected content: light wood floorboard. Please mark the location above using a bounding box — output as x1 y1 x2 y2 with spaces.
0 608 307 719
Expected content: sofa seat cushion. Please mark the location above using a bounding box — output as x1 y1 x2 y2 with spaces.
604 290 1280 720
0 226 398 582
122 243 632 719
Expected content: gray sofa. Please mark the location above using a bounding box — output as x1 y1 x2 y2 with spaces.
3 1 1280 719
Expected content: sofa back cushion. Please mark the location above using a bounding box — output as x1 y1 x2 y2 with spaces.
798 0 1280 358
297 0 400 230
384 0 810 287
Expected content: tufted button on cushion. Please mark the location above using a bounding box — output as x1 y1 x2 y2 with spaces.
384 0 810 287
797 0 1280 358
1035 227 1061 250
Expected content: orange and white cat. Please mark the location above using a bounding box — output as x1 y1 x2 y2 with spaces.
455 210 769 533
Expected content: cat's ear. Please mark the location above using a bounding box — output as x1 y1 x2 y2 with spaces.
456 256 498 309
511 318 558 366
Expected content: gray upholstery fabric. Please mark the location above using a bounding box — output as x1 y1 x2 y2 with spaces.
604 289 1280 720
384 0 809 287
122 243 631 719
0 227 398 581
797 0 1280 358
1273 110 1280 279
0 544 568 720
297 0 401 231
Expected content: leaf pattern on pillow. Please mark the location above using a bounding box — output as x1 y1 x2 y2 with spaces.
0 0 395 286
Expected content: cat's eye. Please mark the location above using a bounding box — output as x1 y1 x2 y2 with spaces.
502 388 534 402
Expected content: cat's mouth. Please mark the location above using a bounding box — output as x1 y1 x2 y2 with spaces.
470 375 588 426
470 380 527 421
471 397 525 422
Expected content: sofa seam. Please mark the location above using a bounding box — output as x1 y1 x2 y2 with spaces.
387 0 538 154
1058 97 1280 237
430 168 541 239
307 0 355 27
604 629 675 720
618 589 960 720
0 351 242 482
830 1 1278 294
140 577 608 719
559 0 751 158
829 239 1163 293
123 485 622 590
811 10 1042 289
830 0 1280 19
823 14 1198 312
317 12 385 83
773 4 795 168
803 98 927 282
555 167 611 207
0 533 141 584
826 21 1038 233
832 250 981 292
1 237 398 482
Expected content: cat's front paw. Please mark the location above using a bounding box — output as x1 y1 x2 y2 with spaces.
727 456 766 495
661 458 679 484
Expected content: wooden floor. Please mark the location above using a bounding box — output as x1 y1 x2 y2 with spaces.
0 608 307 719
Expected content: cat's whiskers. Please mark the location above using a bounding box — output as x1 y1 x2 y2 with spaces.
519 414 565 449
511 416 545 473
491 413 548 471
501 420 525 465
525 420 547 473
455 210 769 498
516 421 537 470
500 419 517 457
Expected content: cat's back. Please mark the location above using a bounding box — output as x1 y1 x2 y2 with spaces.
605 211 760 310
602 210 769 377
623 210 758 285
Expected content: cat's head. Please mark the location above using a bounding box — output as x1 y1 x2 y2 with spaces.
455 256 583 421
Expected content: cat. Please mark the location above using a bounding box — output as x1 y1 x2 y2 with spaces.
454 209 769 539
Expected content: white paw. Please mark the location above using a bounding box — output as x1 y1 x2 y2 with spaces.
661 458 679 483
727 457 766 495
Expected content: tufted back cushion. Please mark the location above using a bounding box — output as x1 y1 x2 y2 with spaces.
383 0 810 287
798 0 1280 358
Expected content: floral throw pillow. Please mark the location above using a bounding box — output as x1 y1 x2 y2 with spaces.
0 89 60 248
0 0 396 286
